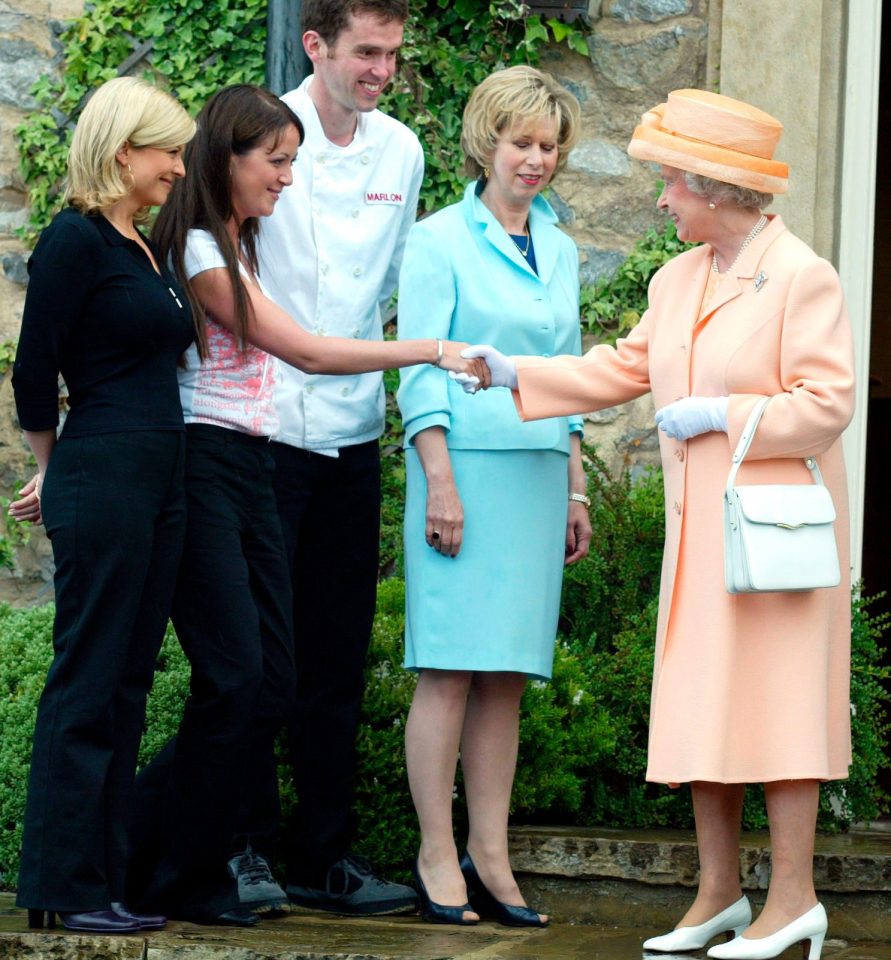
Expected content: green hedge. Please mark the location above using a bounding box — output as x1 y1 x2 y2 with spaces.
1 452 888 888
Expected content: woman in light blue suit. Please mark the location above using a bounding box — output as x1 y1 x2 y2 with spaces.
396 66 590 927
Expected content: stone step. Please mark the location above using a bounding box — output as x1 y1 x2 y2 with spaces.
1 901 890 960
1 828 888 958
508 825 891 941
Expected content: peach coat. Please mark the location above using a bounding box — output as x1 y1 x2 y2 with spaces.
513 216 854 783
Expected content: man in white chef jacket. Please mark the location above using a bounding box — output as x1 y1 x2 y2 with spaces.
257 0 423 917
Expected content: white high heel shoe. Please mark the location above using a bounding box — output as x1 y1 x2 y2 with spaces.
643 895 752 952
706 903 827 960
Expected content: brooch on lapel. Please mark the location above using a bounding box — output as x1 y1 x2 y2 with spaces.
754 271 768 292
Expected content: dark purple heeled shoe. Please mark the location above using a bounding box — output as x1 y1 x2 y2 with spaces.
111 902 167 930
27 909 54 930
27 908 140 933
459 851 548 928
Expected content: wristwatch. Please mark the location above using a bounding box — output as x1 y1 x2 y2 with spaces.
568 492 591 507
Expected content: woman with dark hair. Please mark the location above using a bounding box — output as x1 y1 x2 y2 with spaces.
131 84 485 927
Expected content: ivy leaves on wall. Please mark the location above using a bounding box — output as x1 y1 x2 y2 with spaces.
16 0 268 236
581 220 693 341
383 0 583 214
15 0 586 237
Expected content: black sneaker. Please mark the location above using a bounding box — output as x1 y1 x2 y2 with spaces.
286 854 418 916
227 844 289 913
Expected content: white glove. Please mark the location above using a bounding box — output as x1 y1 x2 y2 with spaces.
448 371 481 395
460 344 518 389
655 396 729 440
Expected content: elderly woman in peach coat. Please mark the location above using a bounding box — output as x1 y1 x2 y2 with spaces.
466 90 854 960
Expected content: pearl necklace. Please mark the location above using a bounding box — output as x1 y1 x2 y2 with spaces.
711 214 768 275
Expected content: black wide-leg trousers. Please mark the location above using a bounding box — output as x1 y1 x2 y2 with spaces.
16 430 186 912
131 425 295 918
272 439 381 886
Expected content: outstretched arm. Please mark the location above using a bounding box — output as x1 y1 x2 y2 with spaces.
190 268 489 382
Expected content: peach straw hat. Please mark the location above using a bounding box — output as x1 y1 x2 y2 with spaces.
627 88 789 194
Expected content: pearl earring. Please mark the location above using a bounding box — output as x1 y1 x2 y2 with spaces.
708 201 716 210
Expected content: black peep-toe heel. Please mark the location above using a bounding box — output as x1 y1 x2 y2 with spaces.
459 851 548 928
412 859 478 926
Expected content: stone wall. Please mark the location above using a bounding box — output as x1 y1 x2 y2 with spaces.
0 0 81 598
0 0 713 592
539 0 712 477
1 0 82 338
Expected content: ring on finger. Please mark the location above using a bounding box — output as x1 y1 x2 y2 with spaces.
432 531 440 540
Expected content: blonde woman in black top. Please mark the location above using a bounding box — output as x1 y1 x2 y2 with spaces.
10 76 196 935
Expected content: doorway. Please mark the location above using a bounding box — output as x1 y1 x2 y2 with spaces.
859 4 889 803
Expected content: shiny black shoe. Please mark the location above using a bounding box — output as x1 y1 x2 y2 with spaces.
412 859 478 926
459 851 548 928
212 907 261 927
27 908 141 933
178 904 261 927
111 902 167 930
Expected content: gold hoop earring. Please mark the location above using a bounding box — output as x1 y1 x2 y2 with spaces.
122 162 135 190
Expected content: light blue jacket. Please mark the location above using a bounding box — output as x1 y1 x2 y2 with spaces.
397 181 583 452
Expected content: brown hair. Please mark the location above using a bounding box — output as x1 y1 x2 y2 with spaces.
302 0 408 44
152 85 304 359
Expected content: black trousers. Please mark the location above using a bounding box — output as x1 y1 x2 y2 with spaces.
17 430 185 912
130 425 295 917
272 439 381 886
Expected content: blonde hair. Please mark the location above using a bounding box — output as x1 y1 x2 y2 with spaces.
65 77 196 216
461 65 581 180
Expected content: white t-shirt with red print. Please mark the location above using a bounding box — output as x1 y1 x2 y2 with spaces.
177 229 279 437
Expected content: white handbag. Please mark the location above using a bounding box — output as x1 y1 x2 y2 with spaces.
723 397 840 594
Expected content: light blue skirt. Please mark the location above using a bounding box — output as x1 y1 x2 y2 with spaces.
403 448 568 681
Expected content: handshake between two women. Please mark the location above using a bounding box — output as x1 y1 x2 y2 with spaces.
450 345 731 445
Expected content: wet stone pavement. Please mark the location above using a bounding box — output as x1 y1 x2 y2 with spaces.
1 829 888 958
1 899 890 960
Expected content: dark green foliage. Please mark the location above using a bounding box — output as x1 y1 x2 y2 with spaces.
513 643 617 820
822 588 891 828
379 362 406 578
580 220 693 342
0 610 187 887
0 560 888 887
16 0 268 235
17 0 587 238
382 1 585 215
0 603 54 886
349 578 419 874
559 448 665 652
348 579 621 878
137 623 190 766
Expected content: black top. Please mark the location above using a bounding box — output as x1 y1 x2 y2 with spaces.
12 207 194 436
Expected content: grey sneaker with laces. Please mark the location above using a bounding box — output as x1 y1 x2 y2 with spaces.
286 854 418 916
227 844 288 913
